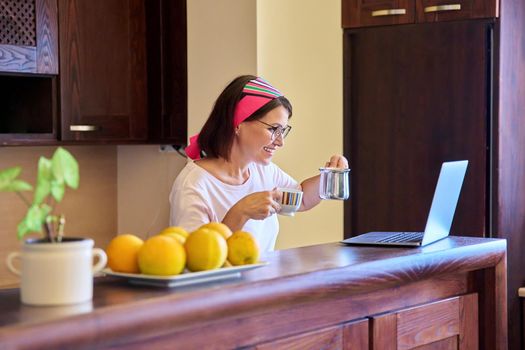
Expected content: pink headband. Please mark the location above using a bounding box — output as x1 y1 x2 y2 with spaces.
185 77 283 160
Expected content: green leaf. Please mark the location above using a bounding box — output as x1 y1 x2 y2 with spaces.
34 157 52 204
25 205 46 232
41 203 52 218
50 179 65 202
4 180 33 192
17 220 31 240
0 167 22 191
52 147 79 189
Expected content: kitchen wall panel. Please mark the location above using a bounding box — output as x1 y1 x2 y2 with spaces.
257 0 344 249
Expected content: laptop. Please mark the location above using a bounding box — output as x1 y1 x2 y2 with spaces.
341 160 468 247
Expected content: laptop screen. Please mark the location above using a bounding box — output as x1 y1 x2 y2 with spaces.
421 160 468 246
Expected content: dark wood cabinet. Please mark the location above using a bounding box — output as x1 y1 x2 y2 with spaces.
342 0 498 28
343 1 525 348
0 0 59 143
255 295 477 350
370 294 478 349
58 0 148 142
0 0 59 74
145 0 187 145
342 0 415 28
0 0 187 145
255 323 344 350
254 319 368 350
0 75 57 144
416 0 499 23
344 19 490 238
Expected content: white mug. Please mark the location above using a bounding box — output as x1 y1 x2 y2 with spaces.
6 238 107 306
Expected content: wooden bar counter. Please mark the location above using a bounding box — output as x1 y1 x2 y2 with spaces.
0 237 507 349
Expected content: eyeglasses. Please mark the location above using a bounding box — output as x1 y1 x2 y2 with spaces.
256 120 292 140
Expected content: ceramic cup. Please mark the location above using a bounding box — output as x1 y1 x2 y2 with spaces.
6 237 107 306
277 188 303 216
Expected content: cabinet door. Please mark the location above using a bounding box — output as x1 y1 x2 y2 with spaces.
416 0 498 22
370 294 478 349
342 0 415 28
254 319 368 350
0 0 58 74
344 20 492 238
58 0 147 141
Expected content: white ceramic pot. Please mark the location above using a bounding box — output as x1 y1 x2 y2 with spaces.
6 238 107 306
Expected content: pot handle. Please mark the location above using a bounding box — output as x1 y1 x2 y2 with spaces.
92 248 107 274
6 252 21 276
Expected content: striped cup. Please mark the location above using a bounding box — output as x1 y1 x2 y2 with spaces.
277 188 303 216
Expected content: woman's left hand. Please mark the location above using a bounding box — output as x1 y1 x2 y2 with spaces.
325 154 349 169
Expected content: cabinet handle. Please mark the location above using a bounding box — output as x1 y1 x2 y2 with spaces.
424 4 461 13
69 125 100 132
371 8 407 17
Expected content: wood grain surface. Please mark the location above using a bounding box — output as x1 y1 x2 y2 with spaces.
0 237 506 349
58 0 147 141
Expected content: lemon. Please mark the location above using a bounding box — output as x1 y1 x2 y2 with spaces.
159 226 189 244
184 228 227 272
199 222 232 240
138 236 186 275
106 234 144 273
227 231 260 265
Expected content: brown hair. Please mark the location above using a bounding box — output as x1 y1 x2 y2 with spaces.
197 75 292 160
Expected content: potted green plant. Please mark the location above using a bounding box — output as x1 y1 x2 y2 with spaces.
2 147 107 306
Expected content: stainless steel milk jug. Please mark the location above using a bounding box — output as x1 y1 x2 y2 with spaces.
319 167 350 200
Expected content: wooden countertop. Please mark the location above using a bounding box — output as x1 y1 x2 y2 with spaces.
0 236 506 349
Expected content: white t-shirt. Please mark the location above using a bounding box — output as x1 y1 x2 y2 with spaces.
169 161 298 253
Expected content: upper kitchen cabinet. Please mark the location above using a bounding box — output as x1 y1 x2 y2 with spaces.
145 0 187 145
58 0 148 142
0 0 58 74
416 0 499 22
342 0 415 28
342 0 498 28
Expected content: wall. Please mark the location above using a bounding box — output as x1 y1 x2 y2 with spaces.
257 0 344 249
116 146 185 239
0 146 117 287
116 0 257 237
186 0 257 136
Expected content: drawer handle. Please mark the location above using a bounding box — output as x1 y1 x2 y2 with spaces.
424 4 461 13
69 125 100 132
371 8 407 17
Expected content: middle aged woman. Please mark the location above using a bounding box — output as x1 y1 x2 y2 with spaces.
170 75 348 252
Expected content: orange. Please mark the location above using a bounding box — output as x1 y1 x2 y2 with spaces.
162 232 186 245
138 235 186 275
184 228 227 272
159 226 189 238
199 222 232 240
227 231 260 265
159 226 189 244
106 234 144 273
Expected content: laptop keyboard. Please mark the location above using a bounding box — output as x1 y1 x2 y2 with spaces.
377 231 424 243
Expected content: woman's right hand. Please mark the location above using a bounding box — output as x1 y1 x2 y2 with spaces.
222 189 282 231
235 189 282 221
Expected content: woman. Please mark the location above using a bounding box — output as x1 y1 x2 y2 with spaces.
170 75 347 252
